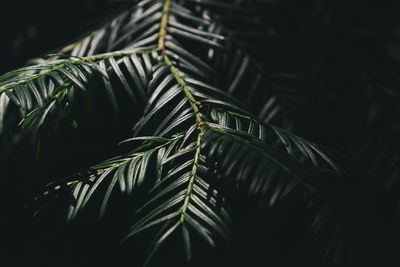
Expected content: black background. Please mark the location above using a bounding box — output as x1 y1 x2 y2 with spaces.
2 1 400 267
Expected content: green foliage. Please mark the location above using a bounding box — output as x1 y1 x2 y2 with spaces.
0 0 353 266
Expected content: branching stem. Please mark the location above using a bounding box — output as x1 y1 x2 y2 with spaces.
0 49 151 93
157 0 172 52
157 0 207 223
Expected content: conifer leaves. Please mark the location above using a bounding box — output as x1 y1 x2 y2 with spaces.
0 0 350 265
0 93 9 134
0 50 155 132
28 50 343 264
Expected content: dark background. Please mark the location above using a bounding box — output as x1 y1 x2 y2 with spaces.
1 1 400 267
0 1 112 266
0 0 110 74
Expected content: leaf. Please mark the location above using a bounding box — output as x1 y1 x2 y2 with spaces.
23 1 352 265
0 93 10 133
109 57 136 102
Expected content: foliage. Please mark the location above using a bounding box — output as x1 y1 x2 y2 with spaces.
2 0 400 267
